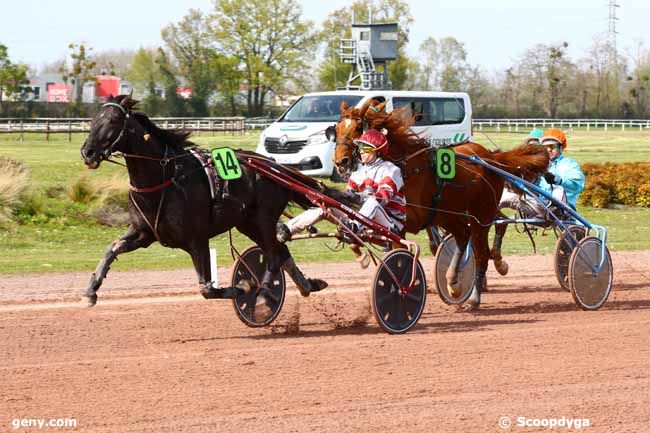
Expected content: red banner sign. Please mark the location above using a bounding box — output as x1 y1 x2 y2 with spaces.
177 86 192 99
47 84 71 103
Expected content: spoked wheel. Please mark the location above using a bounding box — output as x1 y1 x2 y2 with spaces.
568 237 613 310
554 225 588 291
371 249 427 334
231 246 286 327
434 234 476 305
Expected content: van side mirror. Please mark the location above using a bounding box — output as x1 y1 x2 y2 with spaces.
325 125 336 143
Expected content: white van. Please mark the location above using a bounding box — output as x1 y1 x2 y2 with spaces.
256 90 472 179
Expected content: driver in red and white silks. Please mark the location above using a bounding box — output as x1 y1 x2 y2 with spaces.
346 128 406 233
276 129 405 242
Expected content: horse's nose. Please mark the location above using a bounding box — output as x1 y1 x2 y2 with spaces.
82 148 95 159
337 158 349 174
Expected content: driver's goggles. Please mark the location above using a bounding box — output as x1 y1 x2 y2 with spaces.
358 144 377 154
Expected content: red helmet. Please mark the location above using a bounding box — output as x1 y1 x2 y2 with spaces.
353 128 389 158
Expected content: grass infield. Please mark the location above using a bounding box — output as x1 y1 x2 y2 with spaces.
1 130 649 274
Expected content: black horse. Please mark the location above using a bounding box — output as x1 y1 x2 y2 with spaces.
80 95 344 307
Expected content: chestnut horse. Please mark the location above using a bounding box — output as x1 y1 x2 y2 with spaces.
332 101 549 309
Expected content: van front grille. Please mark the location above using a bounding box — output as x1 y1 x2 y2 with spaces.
264 138 307 154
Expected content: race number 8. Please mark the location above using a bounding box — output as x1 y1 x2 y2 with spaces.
436 148 456 179
211 147 242 180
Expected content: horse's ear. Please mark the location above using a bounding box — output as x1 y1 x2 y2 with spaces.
325 125 336 143
375 101 387 112
340 100 349 114
358 99 372 117
119 95 139 110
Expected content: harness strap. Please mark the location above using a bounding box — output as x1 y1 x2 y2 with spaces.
129 190 167 246
424 148 446 228
129 179 174 193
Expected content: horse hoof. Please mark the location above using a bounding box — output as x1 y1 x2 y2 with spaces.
238 279 255 294
356 253 370 269
83 294 98 307
200 287 223 299
309 279 328 293
297 286 311 298
447 281 461 298
494 260 509 276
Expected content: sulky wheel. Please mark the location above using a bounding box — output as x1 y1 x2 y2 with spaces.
231 246 286 327
554 225 588 291
371 249 427 334
434 234 476 305
568 237 613 311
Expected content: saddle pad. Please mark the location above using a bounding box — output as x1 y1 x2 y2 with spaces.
190 149 219 201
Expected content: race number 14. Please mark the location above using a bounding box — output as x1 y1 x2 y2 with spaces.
436 148 456 179
211 148 242 180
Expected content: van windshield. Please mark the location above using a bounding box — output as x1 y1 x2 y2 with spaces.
282 95 363 122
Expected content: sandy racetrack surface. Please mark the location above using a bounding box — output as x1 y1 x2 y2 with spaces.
1 251 650 432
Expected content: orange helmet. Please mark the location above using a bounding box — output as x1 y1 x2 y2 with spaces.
541 128 567 149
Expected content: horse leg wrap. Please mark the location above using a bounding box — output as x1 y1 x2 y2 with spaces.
475 269 487 293
83 244 120 305
461 269 486 311
492 233 503 254
282 257 328 297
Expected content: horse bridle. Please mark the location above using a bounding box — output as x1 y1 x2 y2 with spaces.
97 102 193 168
99 102 132 161
335 115 369 166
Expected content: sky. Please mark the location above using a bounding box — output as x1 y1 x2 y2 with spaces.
1 0 648 75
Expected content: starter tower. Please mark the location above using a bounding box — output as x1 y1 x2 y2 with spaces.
338 15 398 90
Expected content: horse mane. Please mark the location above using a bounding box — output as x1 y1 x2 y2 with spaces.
109 94 194 149
366 106 429 155
131 111 194 149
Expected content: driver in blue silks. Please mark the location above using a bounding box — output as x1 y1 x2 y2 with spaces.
500 128 585 217
537 128 585 210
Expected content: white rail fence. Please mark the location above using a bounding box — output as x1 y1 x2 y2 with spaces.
245 118 650 132
0 117 246 141
1 117 649 141
474 118 650 132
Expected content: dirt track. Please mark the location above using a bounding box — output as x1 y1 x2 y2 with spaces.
2 251 650 433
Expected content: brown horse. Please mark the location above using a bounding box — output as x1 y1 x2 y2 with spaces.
332 100 549 309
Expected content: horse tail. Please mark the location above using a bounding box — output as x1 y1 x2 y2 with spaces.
490 144 549 181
